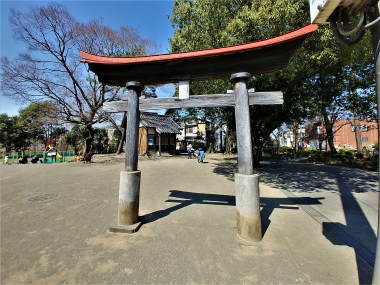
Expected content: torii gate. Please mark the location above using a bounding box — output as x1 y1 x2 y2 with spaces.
80 24 317 243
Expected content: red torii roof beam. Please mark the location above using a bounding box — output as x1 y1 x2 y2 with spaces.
80 24 317 86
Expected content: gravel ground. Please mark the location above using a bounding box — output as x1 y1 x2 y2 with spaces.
0 154 374 284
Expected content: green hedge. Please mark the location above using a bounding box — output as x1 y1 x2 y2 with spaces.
266 147 377 171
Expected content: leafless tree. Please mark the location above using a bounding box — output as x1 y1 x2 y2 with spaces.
1 3 154 161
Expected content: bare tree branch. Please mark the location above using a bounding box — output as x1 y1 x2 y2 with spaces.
1 3 155 159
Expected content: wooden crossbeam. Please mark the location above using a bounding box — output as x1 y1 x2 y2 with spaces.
103 91 283 113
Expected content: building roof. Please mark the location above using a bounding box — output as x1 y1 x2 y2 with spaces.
80 24 317 86
140 113 181 134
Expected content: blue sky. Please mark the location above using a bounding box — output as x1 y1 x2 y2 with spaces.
0 0 175 115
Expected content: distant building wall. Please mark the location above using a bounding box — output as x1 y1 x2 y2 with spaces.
177 122 207 146
333 120 378 148
303 119 378 149
138 127 176 154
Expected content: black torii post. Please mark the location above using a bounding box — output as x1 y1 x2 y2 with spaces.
109 81 143 233
80 24 317 241
232 72 262 241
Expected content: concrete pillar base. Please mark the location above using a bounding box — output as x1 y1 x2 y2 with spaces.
113 170 141 233
235 173 262 242
236 232 263 246
108 222 142 234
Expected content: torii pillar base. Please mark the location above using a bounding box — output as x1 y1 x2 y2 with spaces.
235 173 262 242
109 170 142 234
109 223 142 234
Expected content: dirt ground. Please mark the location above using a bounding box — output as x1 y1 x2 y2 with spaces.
0 154 376 284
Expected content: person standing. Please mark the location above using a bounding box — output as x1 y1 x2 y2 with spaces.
187 143 193 159
198 148 206 163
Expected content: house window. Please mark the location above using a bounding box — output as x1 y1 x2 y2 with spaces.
362 137 369 142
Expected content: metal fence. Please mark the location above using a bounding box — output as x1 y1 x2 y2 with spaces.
1 151 76 164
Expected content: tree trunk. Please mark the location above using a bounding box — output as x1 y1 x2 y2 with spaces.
322 110 337 153
219 127 224 152
158 133 161 156
275 138 280 155
224 127 234 154
116 126 126 154
353 113 363 154
116 113 127 154
318 137 323 151
206 122 215 153
326 134 335 152
82 125 95 162
252 142 263 168
292 124 299 152
207 142 214 153
292 122 299 158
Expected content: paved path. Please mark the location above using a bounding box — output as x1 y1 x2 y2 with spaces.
1 155 377 284
212 157 379 284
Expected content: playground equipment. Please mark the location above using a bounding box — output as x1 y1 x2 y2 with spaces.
1 150 75 164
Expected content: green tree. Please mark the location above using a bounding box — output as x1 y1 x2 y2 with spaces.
0 114 31 151
342 63 376 154
64 125 110 155
93 128 109 154
169 0 374 166
64 125 86 154
18 101 66 146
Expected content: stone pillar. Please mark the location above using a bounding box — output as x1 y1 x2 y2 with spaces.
231 72 262 242
109 81 142 234
125 81 141 172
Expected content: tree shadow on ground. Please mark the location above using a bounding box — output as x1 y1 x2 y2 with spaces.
141 190 323 238
212 157 378 284
212 158 377 194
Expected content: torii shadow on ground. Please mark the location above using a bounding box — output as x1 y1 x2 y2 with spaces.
141 190 324 238
322 174 377 284
210 158 377 285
